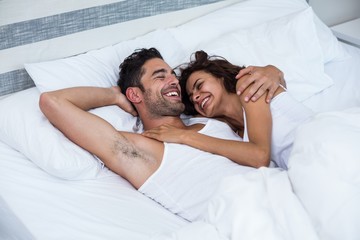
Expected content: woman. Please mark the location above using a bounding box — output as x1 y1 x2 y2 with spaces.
142 50 314 169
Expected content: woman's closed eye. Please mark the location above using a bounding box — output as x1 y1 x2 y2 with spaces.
193 79 203 92
195 82 203 91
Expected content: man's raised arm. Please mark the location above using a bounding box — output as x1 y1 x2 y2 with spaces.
39 87 124 161
39 87 160 188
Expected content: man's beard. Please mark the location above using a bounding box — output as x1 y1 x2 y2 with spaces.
143 89 185 117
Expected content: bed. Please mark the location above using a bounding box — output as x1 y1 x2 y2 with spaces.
1 0 360 239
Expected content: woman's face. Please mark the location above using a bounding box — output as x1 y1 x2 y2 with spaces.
185 70 225 117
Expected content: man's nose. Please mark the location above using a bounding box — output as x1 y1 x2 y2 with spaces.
168 75 179 85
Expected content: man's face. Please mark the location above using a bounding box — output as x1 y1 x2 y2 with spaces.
140 58 185 117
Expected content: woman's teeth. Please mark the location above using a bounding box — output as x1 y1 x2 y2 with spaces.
201 97 209 109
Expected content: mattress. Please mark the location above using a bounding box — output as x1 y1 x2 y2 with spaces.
0 141 187 240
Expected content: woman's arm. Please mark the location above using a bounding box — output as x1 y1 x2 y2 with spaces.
142 83 284 168
142 123 269 168
142 88 272 168
237 88 272 167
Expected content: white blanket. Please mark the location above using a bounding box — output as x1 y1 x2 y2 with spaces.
152 167 318 240
288 108 360 240
152 108 360 240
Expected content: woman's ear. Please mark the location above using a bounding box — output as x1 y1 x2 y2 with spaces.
126 87 142 104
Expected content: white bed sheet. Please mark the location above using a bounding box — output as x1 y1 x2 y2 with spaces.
0 140 187 240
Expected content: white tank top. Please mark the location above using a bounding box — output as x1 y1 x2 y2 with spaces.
242 92 313 169
138 118 253 221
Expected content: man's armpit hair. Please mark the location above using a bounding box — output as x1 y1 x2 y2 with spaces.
112 133 153 165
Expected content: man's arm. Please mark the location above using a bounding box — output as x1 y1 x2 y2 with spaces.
39 87 162 188
236 65 286 103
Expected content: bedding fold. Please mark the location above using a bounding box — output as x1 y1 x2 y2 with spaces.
153 167 319 240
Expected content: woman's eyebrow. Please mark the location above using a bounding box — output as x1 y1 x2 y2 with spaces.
192 79 200 92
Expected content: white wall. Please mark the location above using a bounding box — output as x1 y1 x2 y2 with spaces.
309 0 360 26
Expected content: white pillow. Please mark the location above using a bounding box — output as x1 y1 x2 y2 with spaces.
25 29 186 93
0 87 136 180
25 45 120 93
112 29 186 72
312 12 350 63
168 0 349 64
196 8 333 102
20 29 187 179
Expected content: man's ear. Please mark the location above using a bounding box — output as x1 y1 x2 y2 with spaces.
126 87 142 104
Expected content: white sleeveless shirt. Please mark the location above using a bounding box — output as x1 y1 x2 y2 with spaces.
138 118 254 221
243 92 313 169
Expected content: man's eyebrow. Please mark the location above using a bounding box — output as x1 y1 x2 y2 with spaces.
151 68 167 77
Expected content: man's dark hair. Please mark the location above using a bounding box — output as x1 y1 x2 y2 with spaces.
117 48 163 95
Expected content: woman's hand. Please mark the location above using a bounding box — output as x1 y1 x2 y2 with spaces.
111 86 137 116
142 124 187 143
236 65 286 103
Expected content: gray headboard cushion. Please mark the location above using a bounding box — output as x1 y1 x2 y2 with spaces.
0 70 34 96
2 0 223 50
0 0 225 96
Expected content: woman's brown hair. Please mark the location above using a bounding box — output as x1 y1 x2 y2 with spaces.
178 50 245 115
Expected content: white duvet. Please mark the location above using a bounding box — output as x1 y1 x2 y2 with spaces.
152 167 318 240
288 108 360 240
152 108 360 240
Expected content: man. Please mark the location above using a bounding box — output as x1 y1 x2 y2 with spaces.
39 48 284 221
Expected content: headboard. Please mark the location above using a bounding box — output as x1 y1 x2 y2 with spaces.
0 0 243 96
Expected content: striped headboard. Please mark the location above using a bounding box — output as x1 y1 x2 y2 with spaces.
0 0 240 96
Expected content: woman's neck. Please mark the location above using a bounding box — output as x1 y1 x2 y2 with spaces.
219 94 245 134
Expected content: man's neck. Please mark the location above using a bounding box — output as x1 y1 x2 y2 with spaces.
141 115 186 131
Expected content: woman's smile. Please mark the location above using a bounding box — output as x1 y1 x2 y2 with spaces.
200 96 209 110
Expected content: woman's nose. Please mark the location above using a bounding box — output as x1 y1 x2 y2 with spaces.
192 92 200 103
